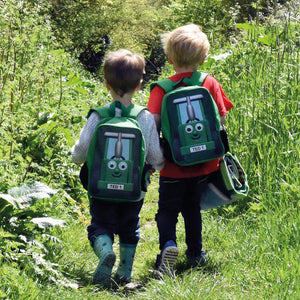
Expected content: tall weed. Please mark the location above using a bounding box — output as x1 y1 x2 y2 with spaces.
203 17 299 215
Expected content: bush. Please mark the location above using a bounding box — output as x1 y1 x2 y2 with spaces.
49 0 170 76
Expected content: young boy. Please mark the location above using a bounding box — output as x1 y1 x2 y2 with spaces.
148 24 234 274
71 49 164 288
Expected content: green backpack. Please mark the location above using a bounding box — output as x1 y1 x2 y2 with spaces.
151 71 224 166
86 101 147 202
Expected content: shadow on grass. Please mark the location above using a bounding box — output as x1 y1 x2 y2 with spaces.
64 264 147 298
133 255 222 286
64 255 222 298
62 264 93 288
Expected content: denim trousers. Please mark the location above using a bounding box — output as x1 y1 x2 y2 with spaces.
87 198 143 247
156 175 210 258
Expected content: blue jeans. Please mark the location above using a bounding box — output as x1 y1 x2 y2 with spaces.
156 175 210 258
87 198 144 247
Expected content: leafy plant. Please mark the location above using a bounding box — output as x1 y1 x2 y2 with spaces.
0 0 106 193
0 181 81 290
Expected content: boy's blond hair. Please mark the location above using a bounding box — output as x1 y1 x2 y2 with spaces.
104 49 145 97
161 24 210 70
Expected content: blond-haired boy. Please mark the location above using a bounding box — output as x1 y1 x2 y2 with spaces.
148 24 234 274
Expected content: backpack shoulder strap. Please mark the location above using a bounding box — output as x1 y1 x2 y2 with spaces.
183 71 208 86
126 104 148 119
150 79 178 93
87 106 111 119
150 71 208 93
108 101 147 119
87 102 147 120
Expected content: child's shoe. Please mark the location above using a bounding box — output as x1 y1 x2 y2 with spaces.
186 250 207 268
92 235 116 288
155 240 178 276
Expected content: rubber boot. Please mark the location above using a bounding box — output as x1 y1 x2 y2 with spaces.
92 235 116 288
114 243 137 284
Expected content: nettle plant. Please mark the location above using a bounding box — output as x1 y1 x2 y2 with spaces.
0 181 80 288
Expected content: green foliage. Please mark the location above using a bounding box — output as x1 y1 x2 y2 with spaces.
211 17 300 214
49 0 170 66
0 0 107 193
165 0 229 33
0 0 299 299
108 0 169 52
0 181 83 292
163 0 295 46
50 0 115 53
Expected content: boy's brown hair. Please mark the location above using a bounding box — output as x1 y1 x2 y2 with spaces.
161 24 210 70
104 49 145 97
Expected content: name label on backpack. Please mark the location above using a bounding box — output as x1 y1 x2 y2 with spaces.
190 144 207 153
107 183 125 190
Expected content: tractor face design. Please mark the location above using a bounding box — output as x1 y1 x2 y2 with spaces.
175 95 210 153
162 85 225 166
100 132 135 191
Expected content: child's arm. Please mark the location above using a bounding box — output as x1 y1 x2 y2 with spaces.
221 115 226 126
137 110 164 171
147 119 164 170
71 112 100 164
152 113 161 134
148 84 165 134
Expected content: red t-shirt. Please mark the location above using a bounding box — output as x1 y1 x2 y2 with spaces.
148 72 234 178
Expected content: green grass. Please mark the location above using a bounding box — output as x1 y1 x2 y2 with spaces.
10 176 296 300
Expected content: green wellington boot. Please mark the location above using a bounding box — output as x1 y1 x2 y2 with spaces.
92 235 116 288
114 243 137 285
